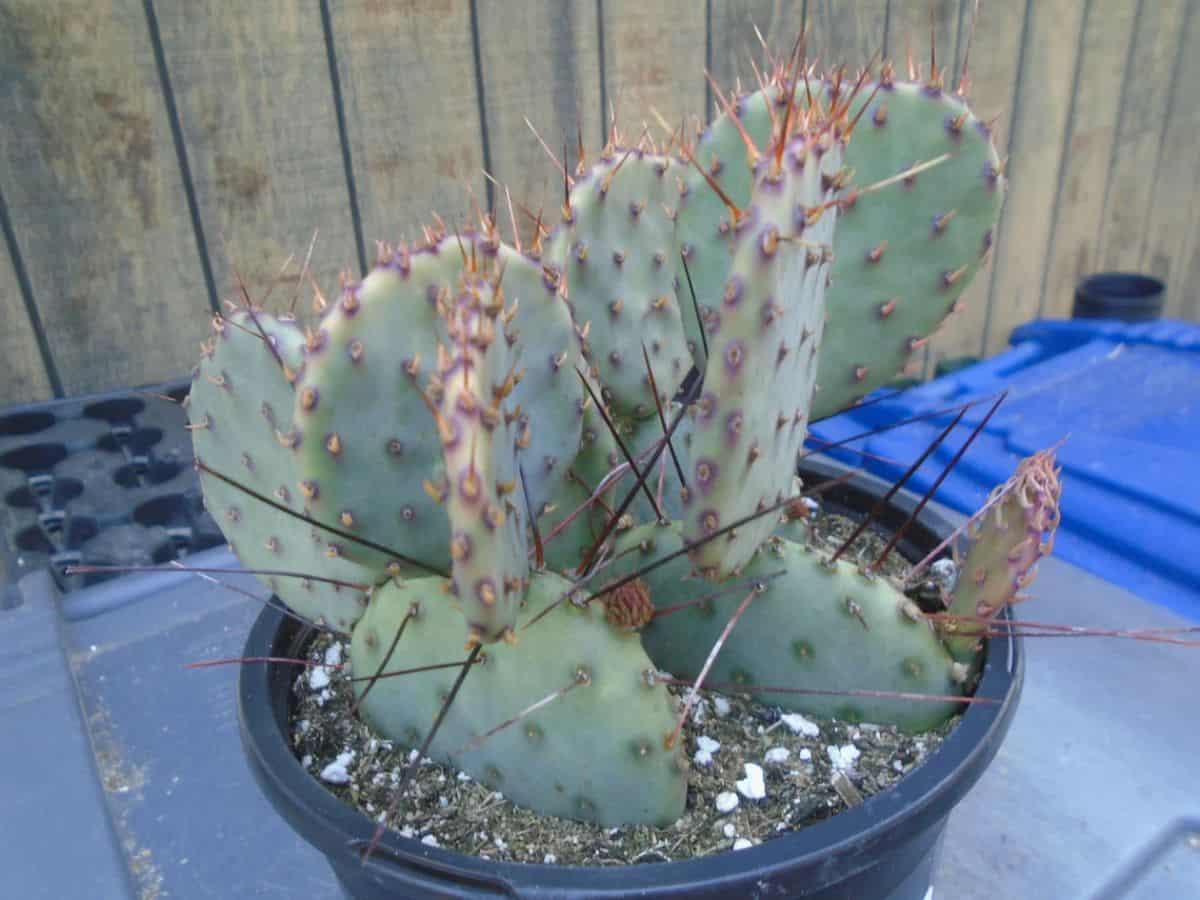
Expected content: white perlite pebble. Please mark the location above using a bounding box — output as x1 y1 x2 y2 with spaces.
827 744 862 771
799 748 812 762
780 713 820 736
715 791 740 813
694 735 722 766
733 838 754 851
723 823 736 839
421 835 439 847
324 643 343 668
697 735 721 753
712 696 732 717
764 747 790 766
308 666 331 691
736 763 766 801
543 854 557 865
319 750 355 785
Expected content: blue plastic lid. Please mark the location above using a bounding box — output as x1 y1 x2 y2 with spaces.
810 319 1200 622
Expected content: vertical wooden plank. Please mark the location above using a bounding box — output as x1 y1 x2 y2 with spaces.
329 0 484 246
155 2 359 308
977 0 1085 355
1139 4 1200 318
475 1 602 239
707 2 806 102
1172 217 1200 320
0 236 53 404
1039 0 1138 319
929 0 1027 362
806 0 888 67
0 0 210 396
886 1 961 80
600 0 707 143
1095 0 1188 273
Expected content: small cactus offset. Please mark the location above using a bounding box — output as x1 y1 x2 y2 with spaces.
190 29 1063 831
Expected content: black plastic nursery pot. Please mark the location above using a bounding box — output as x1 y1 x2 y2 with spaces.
238 458 1025 899
1072 272 1165 321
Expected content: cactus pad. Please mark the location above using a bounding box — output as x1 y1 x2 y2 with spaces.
349 572 688 826
189 310 372 633
548 149 693 424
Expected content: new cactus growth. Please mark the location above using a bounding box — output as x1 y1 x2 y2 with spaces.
190 31 1063 833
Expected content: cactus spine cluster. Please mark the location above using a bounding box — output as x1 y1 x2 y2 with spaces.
190 38 1062 829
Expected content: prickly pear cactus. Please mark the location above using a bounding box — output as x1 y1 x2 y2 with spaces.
679 119 843 577
679 65 1006 420
188 25 1062 835
350 572 688 826
547 145 693 426
602 523 965 732
189 309 371 633
939 447 1062 662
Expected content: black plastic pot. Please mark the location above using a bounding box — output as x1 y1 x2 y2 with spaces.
238 459 1025 899
1072 273 1164 321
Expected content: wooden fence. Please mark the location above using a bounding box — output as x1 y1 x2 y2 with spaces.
2 0 1198 407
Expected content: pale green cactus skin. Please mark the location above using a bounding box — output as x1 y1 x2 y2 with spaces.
190 40 1055 828
350 572 688 826
190 310 372 634
939 448 1062 663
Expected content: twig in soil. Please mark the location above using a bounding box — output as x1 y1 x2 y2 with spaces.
828 406 966 564
667 582 765 749
350 604 417 717
363 644 482 862
869 391 1006 572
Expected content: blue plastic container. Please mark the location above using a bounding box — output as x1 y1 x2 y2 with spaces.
809 319 1200 622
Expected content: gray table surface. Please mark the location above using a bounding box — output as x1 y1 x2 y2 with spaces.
3 542 1197 899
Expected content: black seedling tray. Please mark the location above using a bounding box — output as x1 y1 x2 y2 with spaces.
0 379 223 597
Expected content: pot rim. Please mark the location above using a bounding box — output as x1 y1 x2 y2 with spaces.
238 456 1025 896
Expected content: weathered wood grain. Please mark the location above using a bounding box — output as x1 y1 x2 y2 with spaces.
707 0 806 104
600 0 707 146
0 225 53 404
930 0 1027 362
1139 3 1200 319
1039 0 1139 319
329 0 484 248
886 0 961 81
475 1 603 246
0 0 210 396
979 0 1085 354
1095 0 1188 274
155 1 359 314
806 0 888 68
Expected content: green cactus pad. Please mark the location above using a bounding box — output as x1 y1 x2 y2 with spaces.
941 448 1061 662
481 237 585 518
291 228 583 580
291 247 457 577
189 310 372 633
548 150 693 423
349 572 688 826
678 129 842 579
639 534 965 732
679 71 1006 420
431 267 530 645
